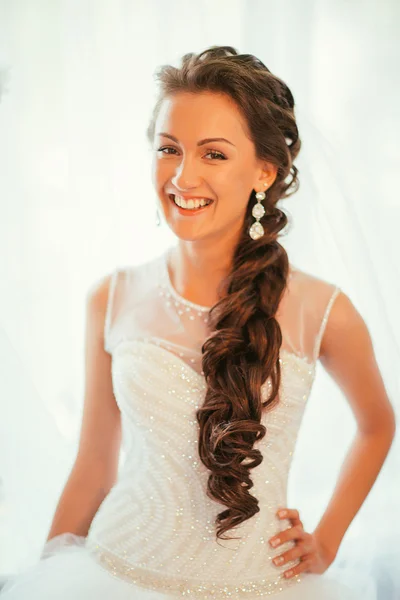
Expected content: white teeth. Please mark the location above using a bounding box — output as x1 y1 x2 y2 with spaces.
172 195 212 210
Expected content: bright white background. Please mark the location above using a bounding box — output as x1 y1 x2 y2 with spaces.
0 1 399 597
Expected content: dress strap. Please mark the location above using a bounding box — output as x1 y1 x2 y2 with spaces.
104 268 119 354
312 285 341 362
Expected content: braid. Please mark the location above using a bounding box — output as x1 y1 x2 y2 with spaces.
197 201 290 540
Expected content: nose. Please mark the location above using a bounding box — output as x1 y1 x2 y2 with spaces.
171 155 201 191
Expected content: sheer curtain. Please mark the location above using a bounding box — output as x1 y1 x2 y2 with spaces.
0 0 398 596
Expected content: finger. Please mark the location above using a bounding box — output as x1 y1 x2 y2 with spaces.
292 516 303 529
277 508 300 521
269 524 305 548
272 542 308 567
282 555 314 579
277 508 303 528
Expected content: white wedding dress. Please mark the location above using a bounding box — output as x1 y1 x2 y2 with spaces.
0 247 364 599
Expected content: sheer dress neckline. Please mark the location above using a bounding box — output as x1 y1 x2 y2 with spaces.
106 252 338 371
162 251 213 312
162 250 295 314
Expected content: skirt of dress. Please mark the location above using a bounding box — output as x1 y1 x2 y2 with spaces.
0 536 369 600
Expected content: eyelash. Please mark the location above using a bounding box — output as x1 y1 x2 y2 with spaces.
157 146 227 160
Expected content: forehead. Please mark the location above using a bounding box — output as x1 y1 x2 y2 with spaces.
155 92 250 141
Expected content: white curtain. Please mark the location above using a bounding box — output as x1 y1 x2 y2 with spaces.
0 0 399 597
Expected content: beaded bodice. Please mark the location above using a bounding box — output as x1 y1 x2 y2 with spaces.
85 248 340 598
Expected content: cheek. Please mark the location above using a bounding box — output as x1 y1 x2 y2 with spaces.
151 160 165 186
219 171 253 205
219 161 252 190
151 154 172 181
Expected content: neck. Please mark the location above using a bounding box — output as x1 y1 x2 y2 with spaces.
168 231 241 308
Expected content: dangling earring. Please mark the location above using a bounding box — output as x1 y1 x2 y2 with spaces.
155 207 161 227
249 183 268 240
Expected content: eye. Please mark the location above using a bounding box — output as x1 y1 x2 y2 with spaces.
206 150 226 160
157 147 226 160
157 146 178 156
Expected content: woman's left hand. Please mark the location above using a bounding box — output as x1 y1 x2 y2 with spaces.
268 508 337 580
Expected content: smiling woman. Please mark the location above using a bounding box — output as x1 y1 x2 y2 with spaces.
0 45 395 600
151 91 260 244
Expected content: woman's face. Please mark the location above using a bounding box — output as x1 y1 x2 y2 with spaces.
151 91 273 242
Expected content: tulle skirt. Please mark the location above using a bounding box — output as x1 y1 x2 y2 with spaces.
0 534 371 600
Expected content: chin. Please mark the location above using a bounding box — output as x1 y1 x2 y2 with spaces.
166 226 206 242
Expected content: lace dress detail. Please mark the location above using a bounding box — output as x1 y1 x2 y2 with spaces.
83 249 342 598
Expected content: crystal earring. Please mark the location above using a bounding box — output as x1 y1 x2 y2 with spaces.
249 183 268 240
155 207 161 227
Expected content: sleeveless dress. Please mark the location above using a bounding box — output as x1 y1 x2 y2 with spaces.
0 248 362 599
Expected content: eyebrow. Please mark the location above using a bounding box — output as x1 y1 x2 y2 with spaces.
157 132 236 147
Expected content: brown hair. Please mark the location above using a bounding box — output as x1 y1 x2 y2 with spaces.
146 46 301 541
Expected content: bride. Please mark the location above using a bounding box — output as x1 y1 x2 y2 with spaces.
0 45 396 599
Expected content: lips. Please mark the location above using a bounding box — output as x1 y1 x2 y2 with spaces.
169 194 214 203
168 194 214 214
169 194 213 219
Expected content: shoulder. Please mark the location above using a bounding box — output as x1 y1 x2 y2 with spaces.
84 255 160 315
85 270 122 331
85 262 140 306
287 265 345 361
291 266 368 362
288 263 340 302
290 262 348 311
319 287 368 361
87 271 114 310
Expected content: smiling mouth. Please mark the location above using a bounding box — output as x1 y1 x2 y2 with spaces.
169 194 214 212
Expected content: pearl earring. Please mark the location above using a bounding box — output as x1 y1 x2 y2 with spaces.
249 183 268 240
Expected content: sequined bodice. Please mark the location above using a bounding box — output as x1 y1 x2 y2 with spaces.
85 249 340 598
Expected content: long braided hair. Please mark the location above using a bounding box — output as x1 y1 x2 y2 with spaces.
146 46 301 541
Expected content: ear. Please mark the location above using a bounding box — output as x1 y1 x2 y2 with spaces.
255 161 278 191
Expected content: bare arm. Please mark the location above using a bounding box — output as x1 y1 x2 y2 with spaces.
45 273 122 541
312 290 396 558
